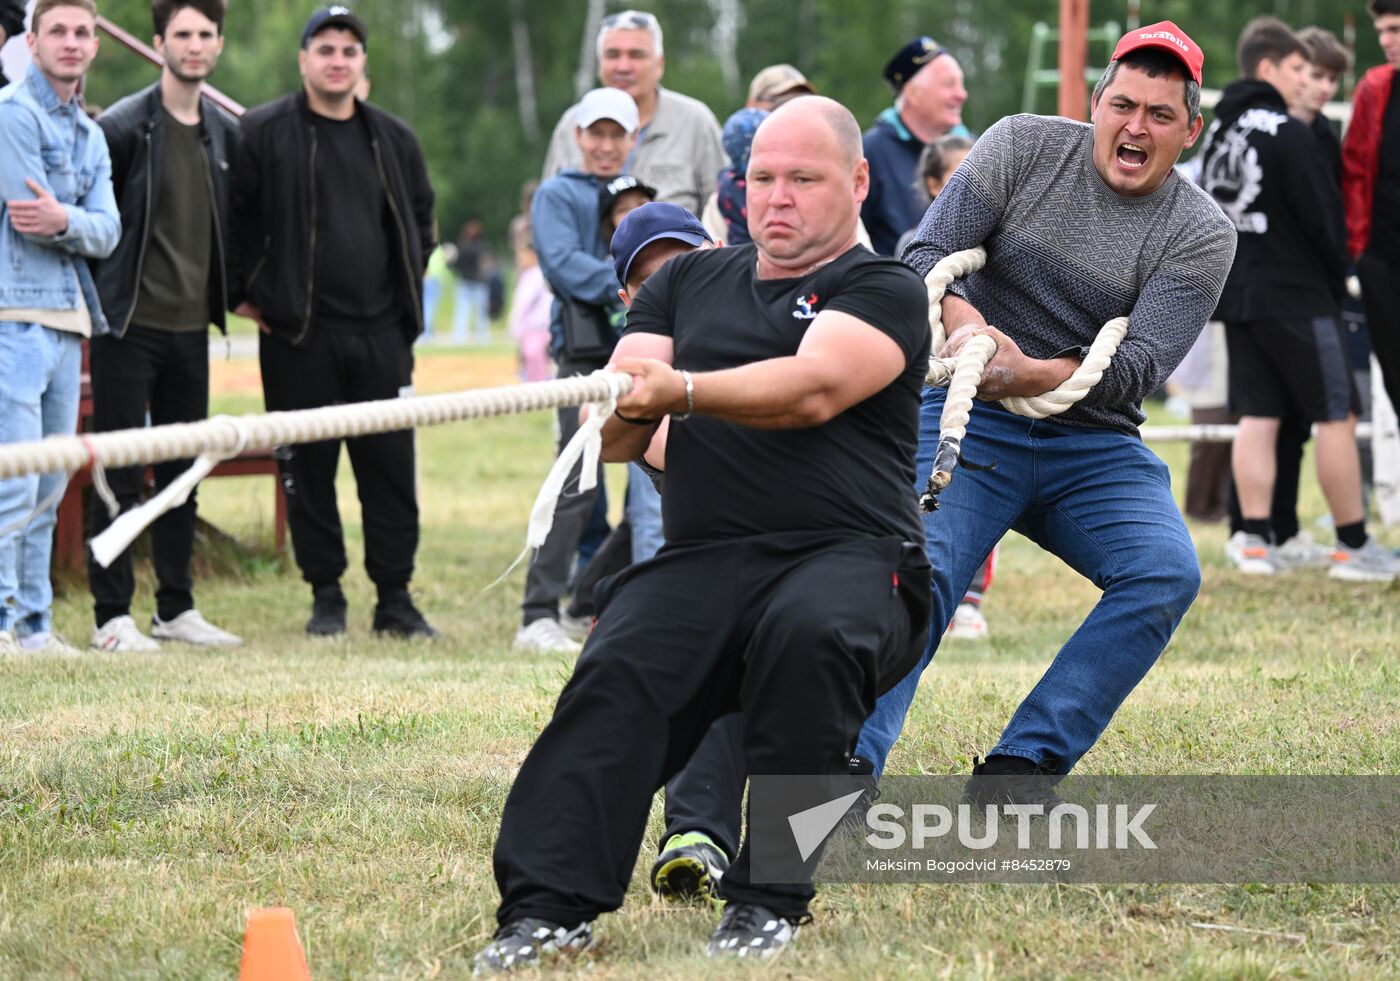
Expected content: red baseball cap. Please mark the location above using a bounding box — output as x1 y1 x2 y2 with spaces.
1110 21 1203 85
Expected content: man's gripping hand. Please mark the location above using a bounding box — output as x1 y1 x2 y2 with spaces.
942 322 1077 400
611 357 686 420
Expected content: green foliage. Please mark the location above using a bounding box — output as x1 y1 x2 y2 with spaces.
77 0 1393 248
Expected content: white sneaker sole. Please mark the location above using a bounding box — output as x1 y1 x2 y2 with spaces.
1328 565 1398 583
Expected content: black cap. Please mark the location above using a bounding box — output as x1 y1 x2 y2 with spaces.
301 6 368 50
599 174 658 226
883 36 946 94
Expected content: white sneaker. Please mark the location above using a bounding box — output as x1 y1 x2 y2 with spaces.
91 615 161 652
19 631 82 656
513 618 583 655
0 630 18 656
945 602 989 641
151 609 243 647
1225 531 1277 575
1329 538 1400 583
557 610 593 641
1275 531 1332 571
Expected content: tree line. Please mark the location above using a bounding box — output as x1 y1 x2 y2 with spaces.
80 0 1389 249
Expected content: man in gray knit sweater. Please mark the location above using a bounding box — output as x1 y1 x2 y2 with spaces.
854 22 1238 801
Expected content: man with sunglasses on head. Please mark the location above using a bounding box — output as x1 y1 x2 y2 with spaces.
862 35 972 257
541 9 725 217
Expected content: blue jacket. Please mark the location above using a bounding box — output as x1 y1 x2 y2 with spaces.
861 107 971 258
530 168 624 358
0 65 120 331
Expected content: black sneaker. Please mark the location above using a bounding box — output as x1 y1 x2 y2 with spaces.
471 918 592 974
305 583 347 636
964 754 1065 808
650 831 728 903
372 590 439 639
705 902 807 960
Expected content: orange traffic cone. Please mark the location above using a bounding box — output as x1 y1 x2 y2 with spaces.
238 907 312 981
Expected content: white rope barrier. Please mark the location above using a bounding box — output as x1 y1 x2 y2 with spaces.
0 371 633 567
1141 423 1376 444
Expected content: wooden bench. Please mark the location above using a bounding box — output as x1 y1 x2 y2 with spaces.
53 340 286 574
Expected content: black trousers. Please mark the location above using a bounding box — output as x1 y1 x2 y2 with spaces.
1358 252 1400 416
258 325 418 589
493 531 930 925
87 326 209 625
521 355 606 624
661 711 746 859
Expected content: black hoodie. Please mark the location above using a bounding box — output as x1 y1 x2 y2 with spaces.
1199 78 1348 321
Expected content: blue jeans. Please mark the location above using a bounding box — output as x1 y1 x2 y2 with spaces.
0 322 82 636
452 281 491 344
421 276 443 340
626 462 664 563
855 389 1200 777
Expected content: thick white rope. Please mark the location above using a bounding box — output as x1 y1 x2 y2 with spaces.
919 247 1129 507
0 372 633 567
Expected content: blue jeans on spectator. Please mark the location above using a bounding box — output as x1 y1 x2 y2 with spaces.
626 462 665 563
421 275 443 341
0 322 82 637
452 280 491 344
855 388 1200 777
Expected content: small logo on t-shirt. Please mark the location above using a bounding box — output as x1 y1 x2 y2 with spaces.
792 294 819 320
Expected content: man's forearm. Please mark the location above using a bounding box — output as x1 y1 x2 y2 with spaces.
600 416 659 462
687 357 848 429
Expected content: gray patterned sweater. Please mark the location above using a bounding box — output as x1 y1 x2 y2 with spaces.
903 113 1237 433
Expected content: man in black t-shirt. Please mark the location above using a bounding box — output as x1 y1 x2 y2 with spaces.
229 7 438 638
476 97 932 972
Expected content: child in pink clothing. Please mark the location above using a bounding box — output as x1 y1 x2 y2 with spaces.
508 216 553 382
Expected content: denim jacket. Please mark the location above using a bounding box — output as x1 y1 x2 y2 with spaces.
0 65 120 333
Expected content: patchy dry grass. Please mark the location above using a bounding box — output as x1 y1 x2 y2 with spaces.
1 343 1397 978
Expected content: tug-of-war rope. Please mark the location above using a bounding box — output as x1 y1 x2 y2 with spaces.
919 247 1129 511
0 373 633 569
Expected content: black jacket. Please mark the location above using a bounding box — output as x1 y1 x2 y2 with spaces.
1200 79 1348 321
93 83 241 337
230 91 436 346
0 0 28 86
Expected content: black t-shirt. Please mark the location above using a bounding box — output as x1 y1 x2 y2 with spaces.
311 109 397 324
1371 73 1400 263
623 243 931 547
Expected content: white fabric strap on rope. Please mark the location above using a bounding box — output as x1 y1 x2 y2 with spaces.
919 247 1130 510
524 370 630 550
89 415 252 568
0 372 633 565
482 370 632 593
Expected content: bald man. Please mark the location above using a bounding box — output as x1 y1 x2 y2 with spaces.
475 97 933 972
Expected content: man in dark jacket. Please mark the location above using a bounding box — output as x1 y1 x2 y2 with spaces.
230 6 439 637
88 0 242 652
1202 16 1396 582
861 36 971 256
0 0 25 86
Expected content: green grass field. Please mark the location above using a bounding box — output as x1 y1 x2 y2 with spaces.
2 341 1397 979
